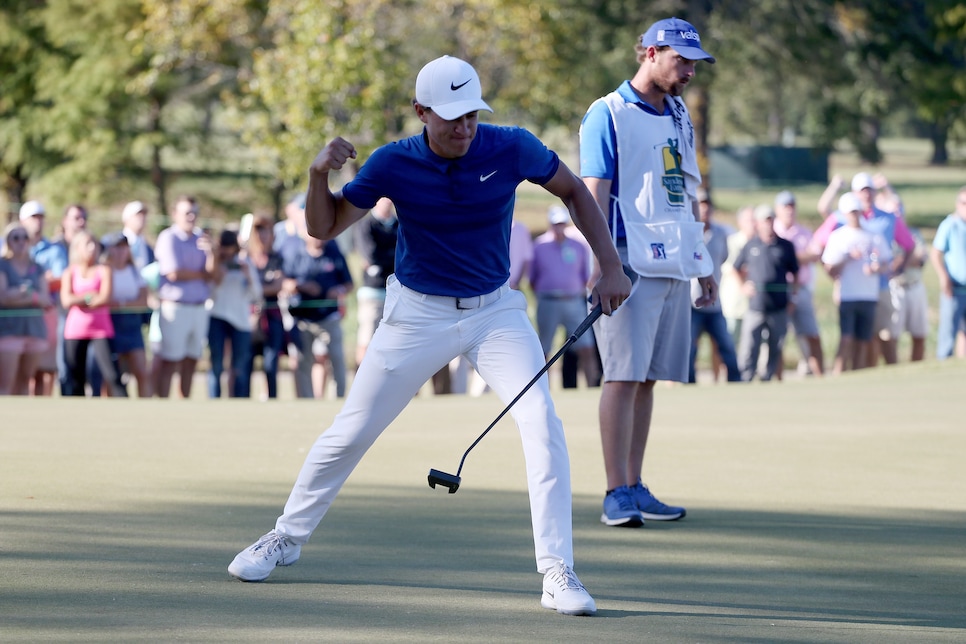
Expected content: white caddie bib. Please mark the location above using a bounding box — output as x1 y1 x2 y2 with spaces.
602 93 712 280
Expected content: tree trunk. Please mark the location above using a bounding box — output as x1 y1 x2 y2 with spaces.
856 116 882 164
151 142 166 224
148 97 168 227
3 165 27 225
271 180 285 223
689 86 711 185
929 120 949 166
685 0 714 185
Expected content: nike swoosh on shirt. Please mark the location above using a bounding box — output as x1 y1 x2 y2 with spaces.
451 79 471 91
480 171 498 182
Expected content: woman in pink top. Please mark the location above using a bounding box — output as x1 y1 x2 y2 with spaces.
60 231 127 397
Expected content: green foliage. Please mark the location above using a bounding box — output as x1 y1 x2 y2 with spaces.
1 0 964 219
29 0 146 203
248 0 413 183
0 0 64 205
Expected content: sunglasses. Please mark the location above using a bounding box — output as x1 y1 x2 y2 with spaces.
8 234 28 242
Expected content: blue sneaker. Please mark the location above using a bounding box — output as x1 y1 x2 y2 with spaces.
600 485 644 527
631 480 685 521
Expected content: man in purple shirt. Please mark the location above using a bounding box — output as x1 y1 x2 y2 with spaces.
154 195 214 398
530 206 596 385
509 219 534 291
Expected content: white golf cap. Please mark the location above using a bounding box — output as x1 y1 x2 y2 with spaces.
548 205 570 225
838 192 862 214
415 55 492 121
122 200 147 221
753 204 776 221
19 200 45 220
851 172 875 191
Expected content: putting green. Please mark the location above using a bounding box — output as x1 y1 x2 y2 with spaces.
2 361 964 642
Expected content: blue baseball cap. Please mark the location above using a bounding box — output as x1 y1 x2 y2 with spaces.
641 17 715 64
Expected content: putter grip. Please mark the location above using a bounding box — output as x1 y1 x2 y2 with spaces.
571 303 602 341
573 264 635 341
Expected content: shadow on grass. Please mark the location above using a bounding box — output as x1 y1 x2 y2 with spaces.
2 485 964 639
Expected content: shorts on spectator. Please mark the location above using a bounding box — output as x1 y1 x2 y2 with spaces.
890 279 928 338
840 300 877 342
356 290 386 349
873 287 897 339
0 336 49 353
789 288 820 337
110 311 146 354
158 300 209 361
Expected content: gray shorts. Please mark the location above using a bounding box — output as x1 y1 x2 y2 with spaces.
874 287 897 338
595 250 691 383
789 289 820 337
356 288 386 349
535 294 594 355
890 279 928 338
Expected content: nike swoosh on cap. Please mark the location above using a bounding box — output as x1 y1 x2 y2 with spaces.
451 79 471 91
480 171 498 182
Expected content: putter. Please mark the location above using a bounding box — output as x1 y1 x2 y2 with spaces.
428 266 639 493
427 302 602 493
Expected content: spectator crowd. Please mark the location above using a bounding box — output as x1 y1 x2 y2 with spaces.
695 174 965 381
2 174 965 398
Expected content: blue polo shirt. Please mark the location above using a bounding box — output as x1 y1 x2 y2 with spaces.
579 81 672 243
342 124 559 297
934 214 966 285
30 237 68 289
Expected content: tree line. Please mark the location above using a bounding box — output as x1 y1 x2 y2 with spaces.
1 0 963 222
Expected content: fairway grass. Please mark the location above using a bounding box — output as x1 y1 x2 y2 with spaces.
2 361 965 642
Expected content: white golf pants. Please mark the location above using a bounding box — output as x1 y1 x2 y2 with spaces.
275 276 575 573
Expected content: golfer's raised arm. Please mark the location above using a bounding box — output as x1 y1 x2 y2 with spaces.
543 163 630 314
305 137 368 241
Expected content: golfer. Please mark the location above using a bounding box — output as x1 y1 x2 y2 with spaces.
229 55 631 616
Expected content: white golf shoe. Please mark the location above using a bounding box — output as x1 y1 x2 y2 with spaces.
540 561 597 616
228 530 301 581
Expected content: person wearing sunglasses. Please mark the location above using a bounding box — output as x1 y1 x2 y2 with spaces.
0 223 52 394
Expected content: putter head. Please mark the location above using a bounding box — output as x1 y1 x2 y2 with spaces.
428 468 461 494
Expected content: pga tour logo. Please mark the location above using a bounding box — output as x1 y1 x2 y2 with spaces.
658 29 700 43
651 243 667 260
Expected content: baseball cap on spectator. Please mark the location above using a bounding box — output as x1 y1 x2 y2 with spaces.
775 190 796 206
548 205 570 225
838 192 862 214
696 187 711 204
641 17 715 63
122 200 147 222
19 200 45 220
753 204 775 221
101 231 129 248
219 229 239 248
415 55 493 121
851 172 875 192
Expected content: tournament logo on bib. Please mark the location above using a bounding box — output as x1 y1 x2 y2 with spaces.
660 138 686 207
